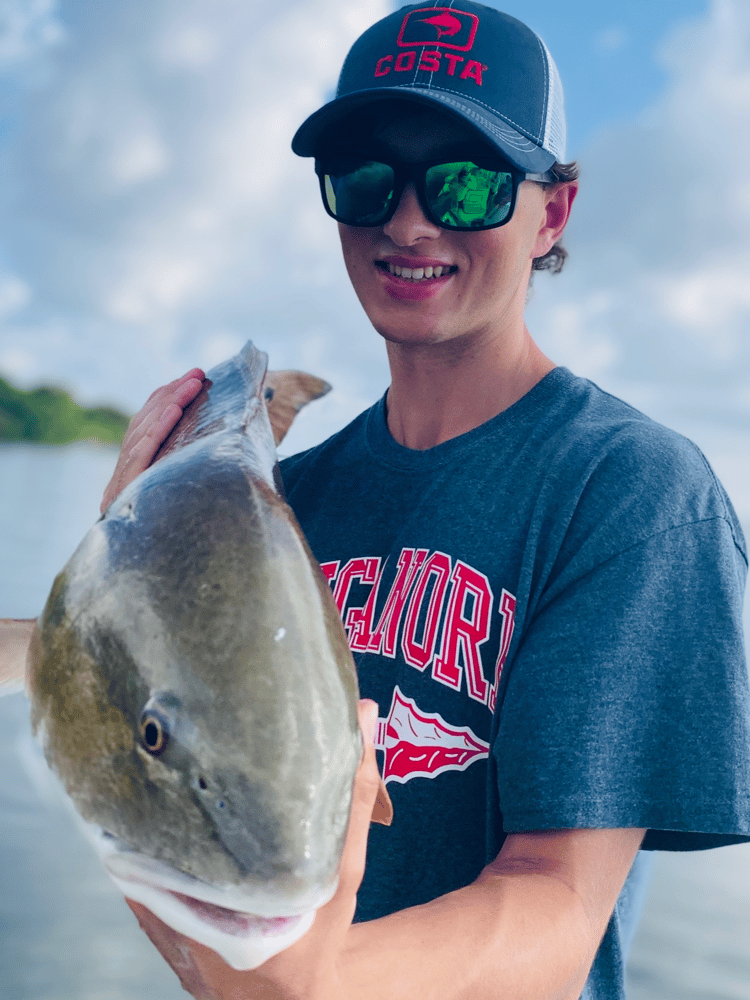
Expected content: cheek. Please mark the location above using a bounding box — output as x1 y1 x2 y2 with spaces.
462 232 514 282
338 225 373 278
472 216 540 276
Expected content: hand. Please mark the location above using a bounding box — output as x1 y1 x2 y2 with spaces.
127 699 381 1000
100 368 205 512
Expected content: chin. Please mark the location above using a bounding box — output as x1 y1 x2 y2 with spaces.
372 314 447 346
376 318 474 350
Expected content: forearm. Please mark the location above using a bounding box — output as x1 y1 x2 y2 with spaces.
340 870 595 1000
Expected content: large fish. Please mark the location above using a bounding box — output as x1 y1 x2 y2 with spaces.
0 341 391 970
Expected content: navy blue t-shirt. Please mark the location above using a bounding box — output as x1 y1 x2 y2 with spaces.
280 367 750 1000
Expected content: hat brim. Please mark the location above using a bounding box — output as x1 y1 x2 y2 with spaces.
292 88 556 174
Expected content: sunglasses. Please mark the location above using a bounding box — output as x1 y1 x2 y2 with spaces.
315 153 550 231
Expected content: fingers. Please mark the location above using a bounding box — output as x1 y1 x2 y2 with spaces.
335 700 381 902
126 900 221 1000
100 369 205 512
126 369 205 439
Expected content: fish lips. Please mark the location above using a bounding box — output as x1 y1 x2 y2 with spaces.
92 827 336 970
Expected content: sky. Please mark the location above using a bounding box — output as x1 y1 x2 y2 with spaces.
0 0 748 516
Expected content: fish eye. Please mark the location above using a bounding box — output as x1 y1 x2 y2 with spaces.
139 710 169 755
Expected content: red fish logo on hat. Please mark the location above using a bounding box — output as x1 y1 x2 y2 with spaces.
422 13 462 39
397 6 479 52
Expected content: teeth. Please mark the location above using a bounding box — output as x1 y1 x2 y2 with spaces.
386 263 450 280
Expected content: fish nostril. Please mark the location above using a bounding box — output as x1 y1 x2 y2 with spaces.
191 774 210 793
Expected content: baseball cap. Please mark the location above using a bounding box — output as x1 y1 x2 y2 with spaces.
292 1 566 173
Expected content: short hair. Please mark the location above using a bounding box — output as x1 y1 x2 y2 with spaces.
532 161 580 274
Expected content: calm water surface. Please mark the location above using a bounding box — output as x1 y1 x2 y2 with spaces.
0 442 749 999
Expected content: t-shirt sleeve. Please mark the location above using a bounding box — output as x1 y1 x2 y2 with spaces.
494 435 750 851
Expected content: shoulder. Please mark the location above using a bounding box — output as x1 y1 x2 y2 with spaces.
278 401 376 495
538 372 746 564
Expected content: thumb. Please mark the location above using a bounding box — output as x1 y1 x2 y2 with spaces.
359 698 378 755
334 700 381 899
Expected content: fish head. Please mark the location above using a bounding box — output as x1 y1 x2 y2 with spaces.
26 342 363 968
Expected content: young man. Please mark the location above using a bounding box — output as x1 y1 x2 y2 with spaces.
107 4 750 998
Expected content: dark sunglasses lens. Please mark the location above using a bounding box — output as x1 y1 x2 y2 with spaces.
322 161 396 226
425 161 514 228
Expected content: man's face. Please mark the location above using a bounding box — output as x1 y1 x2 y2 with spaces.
334 107 564 353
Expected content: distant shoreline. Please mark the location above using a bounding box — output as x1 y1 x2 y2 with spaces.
0 375 130 445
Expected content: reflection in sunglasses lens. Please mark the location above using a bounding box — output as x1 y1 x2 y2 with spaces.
324 159 516 229
328 162 395 226
426 163 513 228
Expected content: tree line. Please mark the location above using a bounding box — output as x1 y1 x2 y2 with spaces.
0 375 129 445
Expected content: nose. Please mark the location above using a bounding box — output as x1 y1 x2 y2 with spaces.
383 182 442 246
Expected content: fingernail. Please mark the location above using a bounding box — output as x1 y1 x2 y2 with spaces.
367 703 378 743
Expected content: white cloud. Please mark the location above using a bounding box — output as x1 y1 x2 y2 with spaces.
0 343 33 379
528 0 750 439
0 0 65 72
658 262 750 338
106 129 170 188
0 273 30 317
1 0 747 466
153 23 220 72
0 0 392 435
105 256 204 323
594 26 628 55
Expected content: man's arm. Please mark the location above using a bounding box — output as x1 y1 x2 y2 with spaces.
341 826 646 1000
129 713 646 1000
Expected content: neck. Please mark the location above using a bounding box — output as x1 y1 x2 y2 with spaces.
384 329 554 450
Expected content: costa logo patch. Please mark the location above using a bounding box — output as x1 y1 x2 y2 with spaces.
397 7 479 52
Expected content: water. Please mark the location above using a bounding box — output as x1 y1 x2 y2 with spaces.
0 444 186 999
1 442 749 999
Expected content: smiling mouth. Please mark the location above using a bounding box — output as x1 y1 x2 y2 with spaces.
377 262 457 281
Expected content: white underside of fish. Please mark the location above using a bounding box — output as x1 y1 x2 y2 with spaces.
108 871 317 969
94 828 332 969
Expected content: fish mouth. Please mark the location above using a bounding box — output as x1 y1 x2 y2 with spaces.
91 828 332 969
113 868 310 940
94 827 335 916
163 889 304 938
112 865 316 969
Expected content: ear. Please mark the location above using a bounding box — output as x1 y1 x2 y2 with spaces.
531 180 578 259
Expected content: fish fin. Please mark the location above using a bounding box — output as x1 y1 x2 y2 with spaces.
0 618 35 697
155 341 270 462
264 371 331 446
371 777 394 826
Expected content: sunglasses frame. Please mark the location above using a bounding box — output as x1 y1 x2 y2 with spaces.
314 152 550 232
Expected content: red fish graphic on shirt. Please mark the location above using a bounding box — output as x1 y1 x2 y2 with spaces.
374 686 489 784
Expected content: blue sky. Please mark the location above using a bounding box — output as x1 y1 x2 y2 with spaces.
0 0 747 517
496 0 708 156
